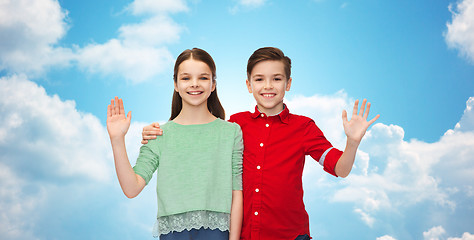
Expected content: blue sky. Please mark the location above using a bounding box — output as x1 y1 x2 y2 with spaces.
0 0 473 239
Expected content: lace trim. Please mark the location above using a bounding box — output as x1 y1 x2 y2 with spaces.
153 210 230 237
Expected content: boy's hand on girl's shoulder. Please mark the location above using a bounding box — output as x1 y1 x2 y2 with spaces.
141 122 163 144
342 99 380 144
107 96 132 140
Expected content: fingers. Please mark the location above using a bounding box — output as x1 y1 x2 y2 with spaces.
141 139 149 144
143 134 158 140
342 109 348 124
359 99 367 117
363 102 371 119
142 130 162 137
114 96 120 115
119 98 125 115
110 99 115 115
368 114 380 126
127 111 132 121
144 123 162 131
107 103 112 118
352 99 359 116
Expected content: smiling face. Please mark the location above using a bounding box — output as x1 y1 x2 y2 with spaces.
246 60 292 116
175 59 215 109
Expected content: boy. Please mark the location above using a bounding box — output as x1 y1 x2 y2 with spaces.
141 47 379 240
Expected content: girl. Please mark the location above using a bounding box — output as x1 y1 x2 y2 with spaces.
106 48 243 240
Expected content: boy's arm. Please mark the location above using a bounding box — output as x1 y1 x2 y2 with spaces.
335 99 379 178
107 97 146 198
141 122 163 144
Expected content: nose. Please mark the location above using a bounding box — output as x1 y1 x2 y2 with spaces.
264 79 273 89
191 77 199 87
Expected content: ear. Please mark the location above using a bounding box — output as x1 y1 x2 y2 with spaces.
174 81 179 92
211 80 216 92
286 77 292 91
246 79 252 93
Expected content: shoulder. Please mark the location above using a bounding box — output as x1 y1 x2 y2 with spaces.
287 112 315 125
215 118 241 131
144 121 172 146
160 121 174 130
229 111 251 123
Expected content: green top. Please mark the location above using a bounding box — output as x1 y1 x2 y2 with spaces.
133 118 243 218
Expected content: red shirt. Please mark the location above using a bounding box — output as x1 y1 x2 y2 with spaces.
229 105 343 240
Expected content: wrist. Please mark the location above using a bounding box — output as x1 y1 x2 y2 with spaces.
346 138 360 148
109 135 126 143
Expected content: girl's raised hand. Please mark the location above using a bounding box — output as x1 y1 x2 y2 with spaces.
342 99 380 144
107 96 132 140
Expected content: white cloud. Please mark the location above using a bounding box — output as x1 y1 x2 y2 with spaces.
448 232 474 240
74 1 188 84
76 0 191 83
119 15 184 47
453 97 474 132
375 228 474 240
354 208 375 227
377 236 397 240
128 0 189 15
0 75 155 239
423 226 474 240
230 0 267 14
423 226 446 240
239 0 266 7
0 162 43 240
288 93 474 232
0 74 111 181
0 0 73 75
0 74 110 238
0 0 186 83
76 40 174 84
445 0 474 63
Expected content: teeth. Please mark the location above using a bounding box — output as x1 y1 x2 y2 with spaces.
262 94 275 97
188 92 202 95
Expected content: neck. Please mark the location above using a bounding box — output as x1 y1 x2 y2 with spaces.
258 102 284 116
173 103 216 125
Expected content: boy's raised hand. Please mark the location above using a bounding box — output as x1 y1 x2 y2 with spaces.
107 96 132 140
342 99 380 144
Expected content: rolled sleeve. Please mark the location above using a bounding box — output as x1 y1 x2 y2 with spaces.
133 143 159 185
303 119 342 177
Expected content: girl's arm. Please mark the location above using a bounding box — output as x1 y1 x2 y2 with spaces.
229 190 243 240
335 99 379 178
107 97 146 198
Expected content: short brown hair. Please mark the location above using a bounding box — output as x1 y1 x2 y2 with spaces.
170 48 225 120
247 47 292 80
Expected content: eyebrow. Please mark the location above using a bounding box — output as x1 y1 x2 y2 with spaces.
252 73 285 78
179 73 211 76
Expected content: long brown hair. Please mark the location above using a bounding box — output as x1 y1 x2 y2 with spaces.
170 48 225 120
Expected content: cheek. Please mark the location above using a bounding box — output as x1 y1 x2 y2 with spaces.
207 82 215 91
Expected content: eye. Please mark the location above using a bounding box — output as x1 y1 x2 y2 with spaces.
181 77 190 80
274 77 282 81
254 78 263 82
200 77 209 80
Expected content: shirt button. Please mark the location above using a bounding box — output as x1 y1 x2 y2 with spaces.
256 165 261 170
260 114 264 117
265 123 269 127
260 143 264 147
254 212 259 215
255 188 260 192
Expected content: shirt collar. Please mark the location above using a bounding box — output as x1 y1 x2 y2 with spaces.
251 104 290 124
